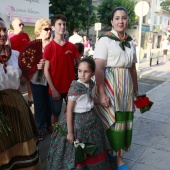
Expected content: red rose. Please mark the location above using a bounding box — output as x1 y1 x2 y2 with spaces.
134 97 143 108
142 97 150 107
134 96 151 108
134 94 154 113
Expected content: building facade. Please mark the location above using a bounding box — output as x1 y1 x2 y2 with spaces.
136 0 170 49
90 0 170 49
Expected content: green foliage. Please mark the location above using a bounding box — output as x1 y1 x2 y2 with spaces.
49 0 97 35
23 26 35 40
160 0 170 12
97 0 136 28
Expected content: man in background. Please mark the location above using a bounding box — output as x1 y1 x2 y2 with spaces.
9 18 30 51
9 17 33 107
69 28 83 44
161 37 169 63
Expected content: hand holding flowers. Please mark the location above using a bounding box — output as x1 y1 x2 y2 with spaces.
134 94 153 113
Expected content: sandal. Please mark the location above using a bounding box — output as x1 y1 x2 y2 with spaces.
38 133 44 141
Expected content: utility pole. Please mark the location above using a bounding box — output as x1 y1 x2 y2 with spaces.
135 1 149 70
86 0 91 38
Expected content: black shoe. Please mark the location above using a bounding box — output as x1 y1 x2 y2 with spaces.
38 133 44 141
28 100 33 107
46 126 53 133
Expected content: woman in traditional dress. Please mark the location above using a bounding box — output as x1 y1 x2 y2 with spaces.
93 7 139 170
0 19 41 170
47 57 111 169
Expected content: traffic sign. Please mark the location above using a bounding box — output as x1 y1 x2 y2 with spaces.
135 1 149 17
95 23 101 31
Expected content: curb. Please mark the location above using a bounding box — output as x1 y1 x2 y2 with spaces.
146 79 170 95
138 74 169 81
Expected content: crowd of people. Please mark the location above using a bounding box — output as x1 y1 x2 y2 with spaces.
0 6 141 170
146 37 170 63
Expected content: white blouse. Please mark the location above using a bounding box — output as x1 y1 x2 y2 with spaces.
0 50 21 90
93 29 137 68
68 80 95 113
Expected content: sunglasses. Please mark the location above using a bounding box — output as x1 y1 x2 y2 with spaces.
43 28 52 32
0 28 7 32
19 23 24 27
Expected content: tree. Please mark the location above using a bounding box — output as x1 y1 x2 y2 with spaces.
160 0 170 12
97 0 136 28
49 0 96 36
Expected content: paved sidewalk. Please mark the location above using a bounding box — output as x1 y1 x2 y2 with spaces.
123 57 170 170
138 57 170 81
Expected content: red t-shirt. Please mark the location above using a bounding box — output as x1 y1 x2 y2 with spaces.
9 32 30 52
43 40 80 94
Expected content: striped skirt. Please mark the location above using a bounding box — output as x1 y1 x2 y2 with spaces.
94 67 135 155
0 89 41 170
47 110 111 170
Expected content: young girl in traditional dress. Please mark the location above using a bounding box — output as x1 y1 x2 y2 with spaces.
47 57 111 169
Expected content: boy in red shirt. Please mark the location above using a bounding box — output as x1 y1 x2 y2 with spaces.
44 14 80 124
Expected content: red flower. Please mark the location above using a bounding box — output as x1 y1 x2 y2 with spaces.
134 94 154 114
134 97 143 108
142 97 150 107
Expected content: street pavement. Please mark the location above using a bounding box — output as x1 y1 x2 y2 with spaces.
27 55 170 170
123 56 170 170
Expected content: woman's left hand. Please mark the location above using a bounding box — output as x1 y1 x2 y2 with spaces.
37 59 45 70
99 94 110 107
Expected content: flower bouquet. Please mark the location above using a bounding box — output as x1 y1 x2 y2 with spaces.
55 123 97 164
134 94 153 114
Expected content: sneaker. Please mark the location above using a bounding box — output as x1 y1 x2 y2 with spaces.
46 126 53 133
115 164 129 170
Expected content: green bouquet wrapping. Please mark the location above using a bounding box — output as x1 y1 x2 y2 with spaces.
74 139 97 164
0 112 11 136
134 94 154 114
55 123 67 136
55 123 97 164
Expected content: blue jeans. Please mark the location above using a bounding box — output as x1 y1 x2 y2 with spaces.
30 82 52 133
50 93 67 117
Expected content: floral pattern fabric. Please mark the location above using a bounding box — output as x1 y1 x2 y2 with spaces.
47 80 110 169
